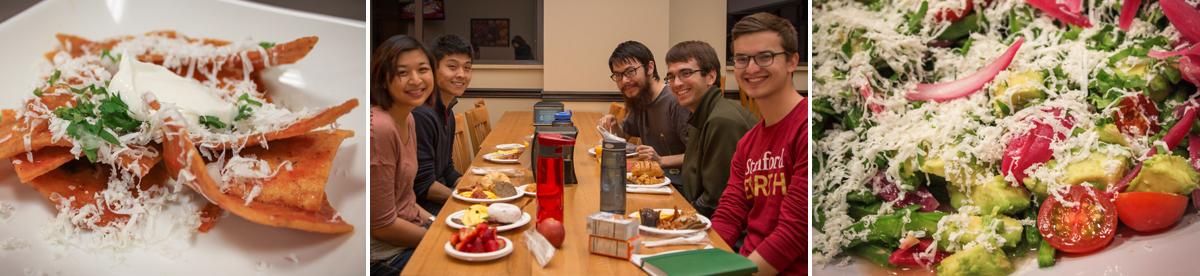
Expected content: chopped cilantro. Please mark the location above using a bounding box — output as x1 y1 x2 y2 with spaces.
259 42 277 49
51 91 143 163
199 115 227 129
235 105 254 121
33 88 43 96
237 93 263 106
100 49 120 63
47 70 61 85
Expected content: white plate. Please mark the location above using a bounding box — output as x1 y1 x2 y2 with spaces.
517 184 536 196
0 1 365 275
444 236 513 262
443 210 531 232
483 153 520 163
627 209 712 236
452 189 523 203
588 147 638 157
627 172 671 188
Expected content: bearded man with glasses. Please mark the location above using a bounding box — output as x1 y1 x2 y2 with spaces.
710 12 808 276
599 41 691 189
664 41 756 219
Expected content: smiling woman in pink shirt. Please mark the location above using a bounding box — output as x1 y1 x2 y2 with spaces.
368 35 438 276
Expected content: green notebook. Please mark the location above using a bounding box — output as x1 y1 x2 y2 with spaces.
639 248 759 276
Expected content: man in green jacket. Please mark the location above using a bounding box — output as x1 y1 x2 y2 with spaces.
664 41 757 218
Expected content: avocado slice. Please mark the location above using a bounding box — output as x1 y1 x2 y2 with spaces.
947 176 1031 216
1128 154 1200 196
934 213 1023 252
1097 123 1129 146
937 244 1016 276
991 69 1047 116
1113 56 1171 102
1062 148 1131 192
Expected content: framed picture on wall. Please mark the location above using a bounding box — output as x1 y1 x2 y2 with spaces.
471 18 510 46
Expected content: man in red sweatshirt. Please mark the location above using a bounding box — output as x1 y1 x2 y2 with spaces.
711 12 807 276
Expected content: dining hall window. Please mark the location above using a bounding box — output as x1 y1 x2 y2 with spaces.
371 0 542 64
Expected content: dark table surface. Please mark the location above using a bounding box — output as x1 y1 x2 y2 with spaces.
0 0 365 23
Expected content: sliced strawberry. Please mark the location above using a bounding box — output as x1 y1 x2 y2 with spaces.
450 233 461 248
485 239 499 252
472 237 485 253
497 238 507 249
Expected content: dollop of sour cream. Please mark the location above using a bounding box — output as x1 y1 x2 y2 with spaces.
111 53 236 126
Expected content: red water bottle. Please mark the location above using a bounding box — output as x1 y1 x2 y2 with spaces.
535 133 574 224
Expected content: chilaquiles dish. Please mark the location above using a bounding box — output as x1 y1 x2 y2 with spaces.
1 31 358 255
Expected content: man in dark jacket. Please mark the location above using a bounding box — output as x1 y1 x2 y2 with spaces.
664 41 756 218
412 34 473 215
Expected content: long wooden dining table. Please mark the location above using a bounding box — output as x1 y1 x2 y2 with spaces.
401 110 733 275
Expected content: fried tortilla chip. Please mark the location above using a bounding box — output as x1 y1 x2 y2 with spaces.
0 109 74 160
197 202 223 233
219 129 354 211
55 33 316 72
210 99 359 149
11 146 75 183
26 161 171 227
152 95 352 234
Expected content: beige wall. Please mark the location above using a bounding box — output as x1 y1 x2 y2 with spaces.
543 0 671 92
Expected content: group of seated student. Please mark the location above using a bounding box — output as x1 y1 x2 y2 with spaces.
370 12 805 276
369 34 474 276
600 13 807 276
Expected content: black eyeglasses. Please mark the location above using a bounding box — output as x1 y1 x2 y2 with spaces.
665 68 703 84
610 65 643 82
732 52 788 69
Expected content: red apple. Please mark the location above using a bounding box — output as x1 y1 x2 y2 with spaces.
537 218 565 248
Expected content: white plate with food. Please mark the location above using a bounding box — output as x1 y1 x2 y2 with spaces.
445 236 513 262
444 210 531 232
628 209 712 236
517 184 536 196
0 1 366 275
627 172 671 188
483 153 520 163
588 147 639 157
452 189 522 203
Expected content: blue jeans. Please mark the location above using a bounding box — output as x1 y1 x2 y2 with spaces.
370 248 416 276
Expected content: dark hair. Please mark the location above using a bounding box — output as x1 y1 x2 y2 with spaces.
665 41 722 87
731 12 800 56
370 35 436 110
431 34 473 64
512 35 527 47
608 41 660 81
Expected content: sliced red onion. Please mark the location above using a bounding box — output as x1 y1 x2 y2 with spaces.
1181 55 1200 85
1024 0 1093 28
860 85 885 114
907 37 1025 101
869 171 940 212
1119 0 1142 31
1190 135 1200 207
1147 46 1199 59
1161 0 1200 44
1067 0 1083 13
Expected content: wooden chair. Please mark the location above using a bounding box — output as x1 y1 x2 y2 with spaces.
607 102 640 145
452 113 472 173
739 87 764 121
465 105 492 155
475 98 486 108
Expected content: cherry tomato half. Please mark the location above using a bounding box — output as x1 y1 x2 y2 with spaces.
1114 94 1161 137
931 0 973 22
1038 185 1118 253
1115 192 1188 232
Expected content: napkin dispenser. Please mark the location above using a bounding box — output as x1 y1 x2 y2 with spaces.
531 126 577 186
533 101 564 126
